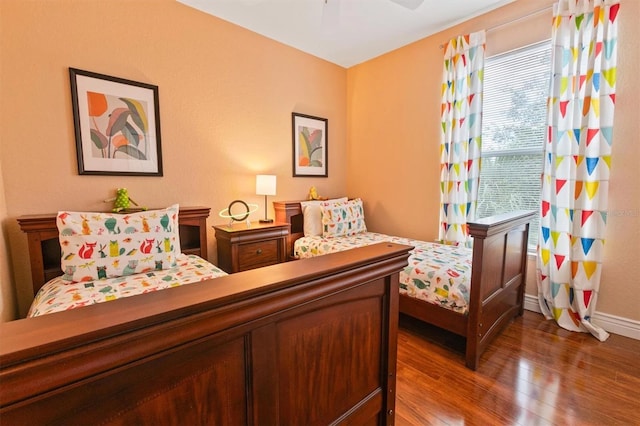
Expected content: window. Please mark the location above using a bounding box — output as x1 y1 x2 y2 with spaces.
478 40 551 251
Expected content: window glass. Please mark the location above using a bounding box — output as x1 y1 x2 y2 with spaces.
478 40 551 250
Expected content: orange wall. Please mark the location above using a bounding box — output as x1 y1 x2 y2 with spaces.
0 0 347 318
347 0 640 322
0 160 13 321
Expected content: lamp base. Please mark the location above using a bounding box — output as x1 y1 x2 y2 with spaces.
259 219 274 224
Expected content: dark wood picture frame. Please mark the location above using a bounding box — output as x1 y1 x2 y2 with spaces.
292 112 328 177
70 68 163 176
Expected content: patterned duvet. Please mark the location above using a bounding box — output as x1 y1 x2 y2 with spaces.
28 254 227 317
295 233 473 314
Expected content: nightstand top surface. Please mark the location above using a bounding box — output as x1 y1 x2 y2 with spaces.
213 221 289 233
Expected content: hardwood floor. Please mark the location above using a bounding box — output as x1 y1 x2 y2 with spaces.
395 310 640 426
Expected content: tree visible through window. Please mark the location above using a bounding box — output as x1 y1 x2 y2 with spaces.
478 40 551 250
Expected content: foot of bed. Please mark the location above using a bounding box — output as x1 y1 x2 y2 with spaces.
465 356 479 371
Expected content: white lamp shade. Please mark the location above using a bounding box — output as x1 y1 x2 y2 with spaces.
256 175 276 196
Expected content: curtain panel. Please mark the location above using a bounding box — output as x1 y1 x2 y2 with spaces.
537 0 620 341
438 31 485 245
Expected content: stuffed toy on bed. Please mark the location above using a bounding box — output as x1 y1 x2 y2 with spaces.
104 188 146 213
307 186 328 201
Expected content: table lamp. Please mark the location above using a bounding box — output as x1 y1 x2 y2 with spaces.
256 174 276 223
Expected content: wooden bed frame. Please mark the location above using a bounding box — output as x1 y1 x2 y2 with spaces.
274 200 535 370
2 206 412 425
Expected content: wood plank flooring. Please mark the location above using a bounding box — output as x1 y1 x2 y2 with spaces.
395 310 640 426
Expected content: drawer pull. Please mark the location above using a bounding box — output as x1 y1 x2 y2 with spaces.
256 249 262 255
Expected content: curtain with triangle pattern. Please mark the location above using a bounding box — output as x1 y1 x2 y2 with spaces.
439 31 485 245
537 0 620 341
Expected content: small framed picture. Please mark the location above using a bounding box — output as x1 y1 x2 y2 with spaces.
292 112 328 177
69 68 163 176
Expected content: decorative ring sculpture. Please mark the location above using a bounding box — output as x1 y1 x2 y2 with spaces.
218 200 259 227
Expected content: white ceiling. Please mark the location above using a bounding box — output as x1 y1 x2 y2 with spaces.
178 0 516 68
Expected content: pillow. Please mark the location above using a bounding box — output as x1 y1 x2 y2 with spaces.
300 197 347 237
321 198 367 238
57 204 181 282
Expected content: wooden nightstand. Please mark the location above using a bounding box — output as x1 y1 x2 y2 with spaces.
213 222 290 273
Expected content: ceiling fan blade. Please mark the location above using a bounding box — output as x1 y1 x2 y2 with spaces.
389 0 424 10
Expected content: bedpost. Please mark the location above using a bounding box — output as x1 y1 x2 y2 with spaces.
273 201 303 259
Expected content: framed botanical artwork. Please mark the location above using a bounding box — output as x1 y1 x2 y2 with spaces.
292 112 328 177
69 68 163 176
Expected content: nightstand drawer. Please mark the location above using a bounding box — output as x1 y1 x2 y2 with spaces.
237 240 280 270
214 221 289 273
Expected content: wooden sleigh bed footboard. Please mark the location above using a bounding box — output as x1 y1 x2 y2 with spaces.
0 242 412 425
274 200 535 370
399 211 535 370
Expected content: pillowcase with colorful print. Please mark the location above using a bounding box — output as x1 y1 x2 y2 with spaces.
320 198 367 238
57 205 181 283
300 197 348 237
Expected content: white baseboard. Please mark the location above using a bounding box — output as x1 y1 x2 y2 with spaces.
523 294 640 340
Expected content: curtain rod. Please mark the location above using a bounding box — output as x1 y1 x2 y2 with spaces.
439 5 553 49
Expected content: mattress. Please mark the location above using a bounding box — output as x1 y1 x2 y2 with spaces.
295 232 473 314
28 254 228 317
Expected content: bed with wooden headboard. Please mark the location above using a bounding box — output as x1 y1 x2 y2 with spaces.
16 206 212 297
1 205 412 425
274 200 535 370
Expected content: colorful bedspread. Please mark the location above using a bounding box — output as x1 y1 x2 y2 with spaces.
28 254 228 317
295 233 473 314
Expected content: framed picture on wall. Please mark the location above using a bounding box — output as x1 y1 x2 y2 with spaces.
292 112 328 177
69 68 163 176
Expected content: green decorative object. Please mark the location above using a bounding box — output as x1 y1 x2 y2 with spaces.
104 188 146 213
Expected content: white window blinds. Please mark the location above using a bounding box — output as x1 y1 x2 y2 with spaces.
478 40 551 250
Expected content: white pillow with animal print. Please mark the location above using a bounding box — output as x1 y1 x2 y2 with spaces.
320 198 367 238
57 205 181 283
300 197 348 237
